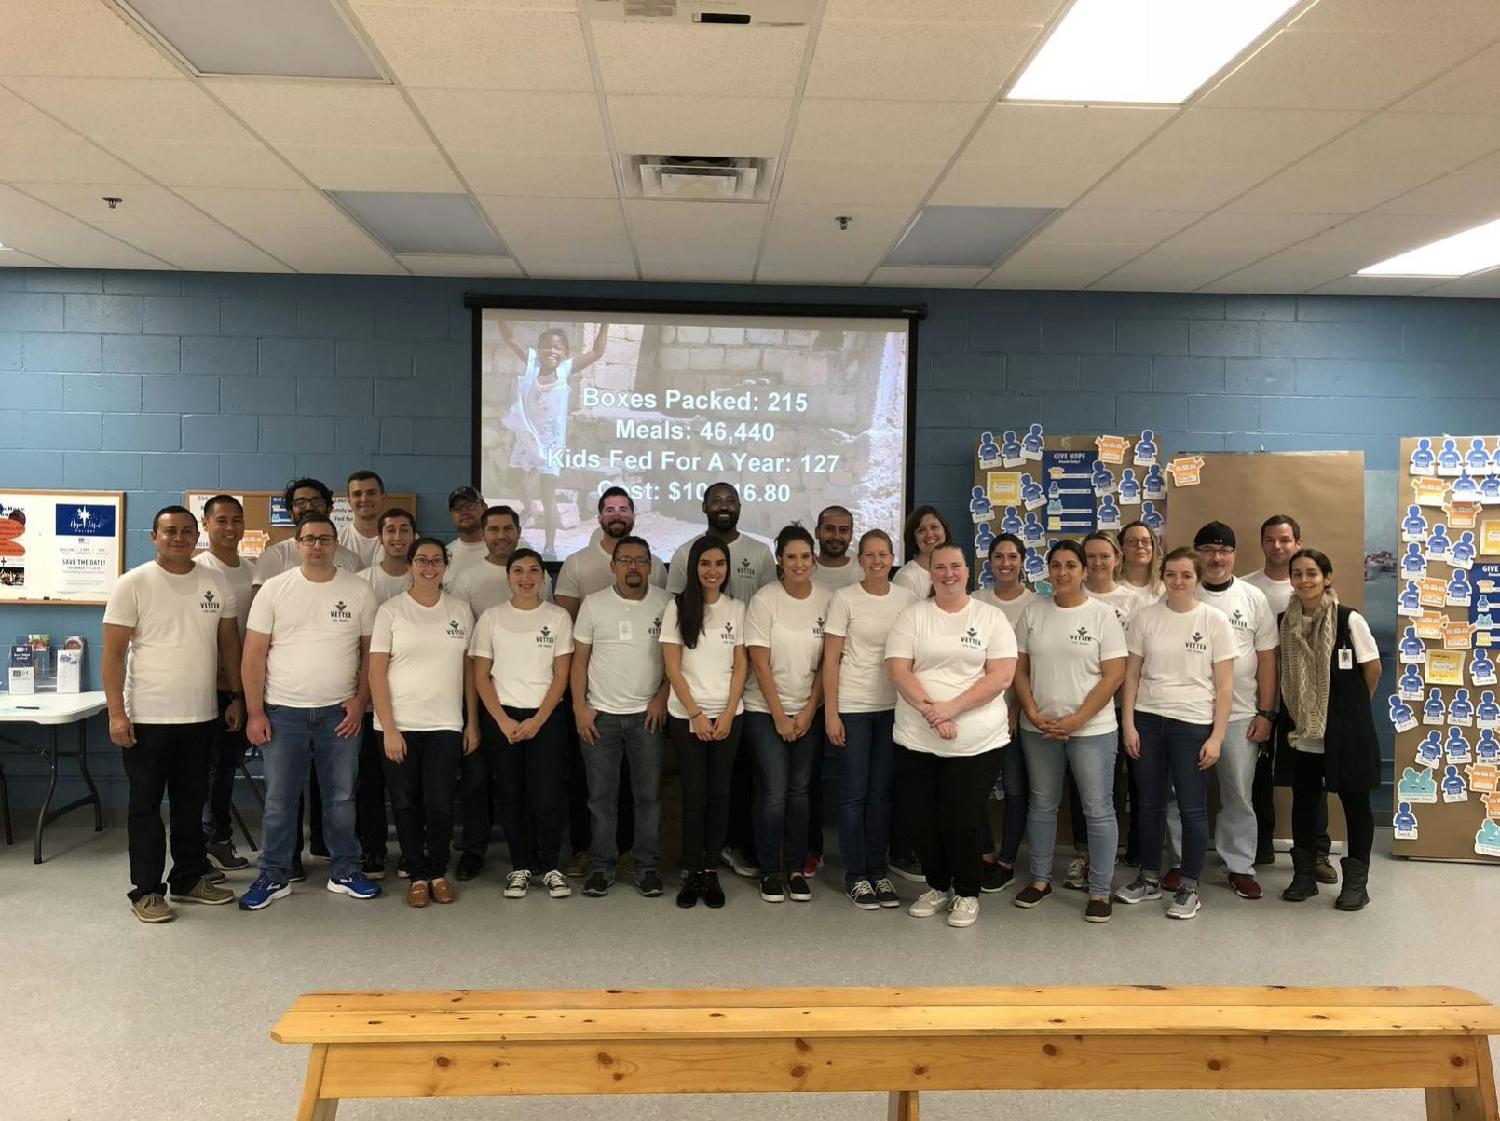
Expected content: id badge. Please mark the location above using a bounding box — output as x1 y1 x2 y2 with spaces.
1338 647 1354 670
619 621 634 642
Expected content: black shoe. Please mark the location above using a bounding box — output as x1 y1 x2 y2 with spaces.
582 872 610 897
980 862 1014 893
675 871 701 908
787 873 812 902
1013 882 1052 908
759 874 785 903
1254 843 1276 866
290 855 306 883
361 852 386 880
1084 897 1113 923
701 870 726 908
454 852 484 882
637 871 664 898
397 857 410 879
873 877 900 908
889 853 925 882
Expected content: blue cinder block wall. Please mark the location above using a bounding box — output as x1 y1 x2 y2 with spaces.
5 265 1497 809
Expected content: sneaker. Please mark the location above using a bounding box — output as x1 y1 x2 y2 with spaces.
700 870 726 909
1315 855 1339 884
675 870 701 909
1160 867 1183 893
802 854 821 878
397 857 410 880
1084 897 1113 923
504 869 532 898
849 880 879 910
1062 856 1089 891
430 878 455 904
132 893 173 923
455 852 485 882
582 872 610 897
759 874 786 903
203 867 226 886
908 888 952 917
1254 845 1276 867
289 855 306 883
361 853 386 881
169 876 235 906
946 895 979 927
720 847 759 878
637 871 664 898
1013 882 1052 909
1113 876 1162 905
542 869 571 898
890 853 925 883
205 839 249 872
787 873 812 902
327 873 381 900
566 851 590 878
1227 872 1262 900
238 875 291 911
980 862 1015 893
873 878 901 908
1166 887 1201 920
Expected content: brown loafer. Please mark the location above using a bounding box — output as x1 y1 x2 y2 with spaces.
430 877 455 904
406 880 430 908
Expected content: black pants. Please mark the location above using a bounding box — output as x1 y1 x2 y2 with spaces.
672 715 742 871
808 736 827 860
357 714 389 858
495 706 568 873
725 730 757 860
1255 750 1332 856
458 710 504 854
895 744 1005 898
202 691 246 843
122 721 214 901
381 728 461 882
1291 750 1373 864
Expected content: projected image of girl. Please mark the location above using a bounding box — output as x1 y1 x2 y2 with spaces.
497 320 609 556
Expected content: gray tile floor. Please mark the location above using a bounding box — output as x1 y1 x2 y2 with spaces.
4 825 1496 1121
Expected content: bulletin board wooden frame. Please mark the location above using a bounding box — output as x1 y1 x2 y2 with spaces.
182 490 417 561
0 488 126 607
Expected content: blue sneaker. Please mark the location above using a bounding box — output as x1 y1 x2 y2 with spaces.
327 873 381 900
238 875 291 911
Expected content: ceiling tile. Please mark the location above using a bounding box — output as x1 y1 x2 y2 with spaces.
1000 240 1155 273
1419 269 1500 297
1200 249 1366 293
929 161 1106 208
0 0 184 78
624 200 766 240
791 100 982 163
1226 160 1423 214
1095 246 1265 291
1291 212 1485 262
804 20 1038 102
1033 208 1204 246
503 230 635 265
0 134 148 184
122 225 289 271
176 187 351 228
17 181 214 225
867 266 987 287
448 149 618 196
764 202 912 246
823 0 1063 22
1396 42 1500 114
638 241 759 283
1373 157 1500 219
208 81 433 146
1128 108 1364 168
396 253 524 277
237 221 399 272
607 95 791 157
477 196 628 239
592 23 807 97
0 250 56 267
3 77 253 143
518 257 638 280
979 264 1111 290
962 104 1174 166
1306 275 1442 296
1075 164 1265 211
777 159 943 207
1291 0 1500 34
1161 211 1346 251
756 262 882 285
411 89 606 152
103 139 304 188
277 144 462 192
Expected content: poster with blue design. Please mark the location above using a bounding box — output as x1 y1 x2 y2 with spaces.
1042 450 1097 535
1471 564 1500 648
0 490 124 605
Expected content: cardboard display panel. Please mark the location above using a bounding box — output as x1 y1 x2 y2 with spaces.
0 489 125 606
183 490 417 562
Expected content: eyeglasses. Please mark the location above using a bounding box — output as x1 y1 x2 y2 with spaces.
613 556 652 568
410 556 447 568
290 498 327 511
297 535 336 546
1196 545 1235 557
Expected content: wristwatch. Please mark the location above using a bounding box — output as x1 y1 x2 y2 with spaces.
1254 708 1276 721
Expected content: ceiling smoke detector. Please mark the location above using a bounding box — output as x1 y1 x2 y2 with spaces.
582 0 815 26
624 155 773 201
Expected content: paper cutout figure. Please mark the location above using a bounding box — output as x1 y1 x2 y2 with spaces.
1477 729 1500 763
1401 544 1428 578
1402 505 1429 542
1476 593 1495 630
1141 501 1164 531
1472 650 1497 687
1024 547 1046 583
1451 688 1475 726
1426 524 1452 560
978 431 1001 467
1413 476 1449 506
1390 694 1419 733
1000 429 1024 467
1134 429 1159 467
1447 728 1474 764
1095 434 1129 464
1423 688 1447 725
1478 690 1500 728
1019 472 1044 507
1442 764 1468 801
974 522 994 555
1448 569 1474 607
1000 506 1023 535
969 486 993 523
1399 627 1427 664
1482 475 1500 504
979 560 995 589
1467 437 1492 474
1022 512 1044 548
1410 437 1436 476
1393 801 1418 841
1166 455 1205 486
1476 820 1500 856
1117 468 1141 505
1398 766 1439 803
1021 423 1044 460
1451 531 1477 568
1034 578 1055 598
1143 465 1166 501
1454 470 1480 500
1399 580 1424 617
1399 666 1426 701
1046 482 1064 518
1097 496 1122 530
1416 731 1445 768
1438 437 1463 475
1091 460 1115 496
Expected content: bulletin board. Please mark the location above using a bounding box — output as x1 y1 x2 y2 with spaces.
1391 436 1500 864
1162 451 1366 612
182 490 417 561
0 489 126 606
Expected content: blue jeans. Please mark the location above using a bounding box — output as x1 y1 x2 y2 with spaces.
1021 729 1118 896
258 703 361 882
746 710 823 876
1134 711 1211 886
582 712 664 880
834 710 894 887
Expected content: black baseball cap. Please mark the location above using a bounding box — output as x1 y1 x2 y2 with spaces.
1193 521 1236 549
448 485 482 510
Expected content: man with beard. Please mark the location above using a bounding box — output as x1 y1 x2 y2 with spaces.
444 486 489 582
666 483 777 602
555 487 667 618
810 505 861 591
447 504 553 616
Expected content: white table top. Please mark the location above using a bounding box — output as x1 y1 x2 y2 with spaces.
0 691 108 724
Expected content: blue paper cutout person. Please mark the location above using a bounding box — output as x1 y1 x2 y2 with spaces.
1399 581 1422 612
1452 531 1477 565
1410 438 1435 472
1135 429 1158 463
1098 496 1121 527
979 560 995 589
969 486 992 516
1468 438 1491 472
1091 460 1113 491
1001 506 1023 535
1424 688 1447 722
978 431 1000 462
1047 483 1064 517
1452 689 1475 722
1427 524 1452 556
1141 501 1164 531
1474 650 1497 680
1417 731 1444 767
974 522 994 554
1118 468 1141 503
1022 513 1044 548
1020 473 1043 505
1442 766 1467 798
1439 438 1462 472
1401 544 1426 576
1399 666 1425 695
1000 430 1023 461
1143 465 1166 500
1484 474 1500 501
1403 505 1428 538
1478 729 1500 761
1447 729 1473 762
1022 423 1045 456
1477 594 1495 629
1393 801 1417 833
1447 569 1473 602
1479 690 1500 724
1453 470 1479 499
1390 694 1417 726
1479 820 1500 849
1400 627 1425 660
1024 547 1046 582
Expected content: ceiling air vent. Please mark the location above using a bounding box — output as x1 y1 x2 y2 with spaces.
581 0 816 26
624 155 773 201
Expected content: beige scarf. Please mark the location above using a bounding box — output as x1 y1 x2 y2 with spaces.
1280 590 1337 746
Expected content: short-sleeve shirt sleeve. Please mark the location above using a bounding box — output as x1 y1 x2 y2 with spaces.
984 607 1018 661
1208 609 1237 662
102 578 139 628
552 610 575 657
574 595 597 645
744 588 775 649
1097 606 1128 662
884 604 918 661
1252 593 1279 652
823 590 852 639
370 600 396 656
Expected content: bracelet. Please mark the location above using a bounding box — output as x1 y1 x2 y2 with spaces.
1255 709 1276 721
688 710 704 720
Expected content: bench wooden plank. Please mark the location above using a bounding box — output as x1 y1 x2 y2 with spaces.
273 1003 1500 1045
1425 1039 1499 1120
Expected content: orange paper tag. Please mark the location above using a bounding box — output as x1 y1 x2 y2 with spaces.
1412 477 1449 507
1414 611 1447 641
1095 435 1130 464
1443 618 1476 650
1482 789 1500 819
1468 763 1500 794
1166 455 1205 486
1447 499 1481 529
1419 577 1448 608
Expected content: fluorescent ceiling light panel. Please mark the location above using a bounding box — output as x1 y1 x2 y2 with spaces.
1007 0 1297 104
332 192 507 256
884 206 1055 268
124 0 383 79
1358 217 1500 278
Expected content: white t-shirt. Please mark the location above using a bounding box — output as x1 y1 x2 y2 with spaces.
556 539 666 602
370 591 473 733
252 536 364 585
892 562 931 598
1244 569 1294 616
744 582 833 715
361 563 413 605
1014 597 1128 737
444 536 490 583
448 557 553 616
1287 609 1379 755
811 559 863 591
666 533 777 602
194 550 253 642
1089 584 1142 630
885 597 1016 757
247 568 376 708
659 596 746 720
469 601 573 709
1120 579 1164 606
103 561 236 723
574 586 670 714
1196 578 1279 719
1127 601 1237 724
824 582 918 712
975 585 1036 628
338 523 383 570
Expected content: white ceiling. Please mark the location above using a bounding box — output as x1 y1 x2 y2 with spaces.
2 0 1500 295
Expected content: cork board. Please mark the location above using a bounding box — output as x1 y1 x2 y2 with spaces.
182 490 417 562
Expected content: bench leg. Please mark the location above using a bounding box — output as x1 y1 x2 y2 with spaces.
887 1090 919 1121
296 1045 340 1121
1426 1040 1498 1121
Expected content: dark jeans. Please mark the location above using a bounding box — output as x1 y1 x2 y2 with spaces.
808 736 826 860
122 721 214 901
671 715 742 871
1254 750 1332 856
569 701 636 860
746 710 823 876
1134 712 1211 885
583 711 664 879
894 744 1005 898
835 710 895 887
357 714 389 858
1114 730 1142 859
998 739 1028 865
458 709 504 855
725 734 757 861
259 703 360 882
495 706 568 873
381 728 461 882
1291 749 1374 864
202 691 246 843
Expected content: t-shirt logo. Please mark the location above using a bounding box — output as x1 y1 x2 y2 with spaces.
960 625 983 650
721 621 736 643
447 619 467 639
649 615 662 638
1069 625 1094 647
813 615 825 638
536 624 555 648
1230 608 1250 631
200 589 221 614
1185 630 1209 653
329 599 352 622
738 558 753 573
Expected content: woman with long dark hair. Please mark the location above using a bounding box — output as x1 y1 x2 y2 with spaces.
893 505 952 599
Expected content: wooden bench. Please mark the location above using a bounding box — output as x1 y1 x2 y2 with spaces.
272 985 1500 1121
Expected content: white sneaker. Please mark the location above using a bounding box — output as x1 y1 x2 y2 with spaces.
504 869 531 898
947 895 979 927
907 888 952 917
542 869 571 898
